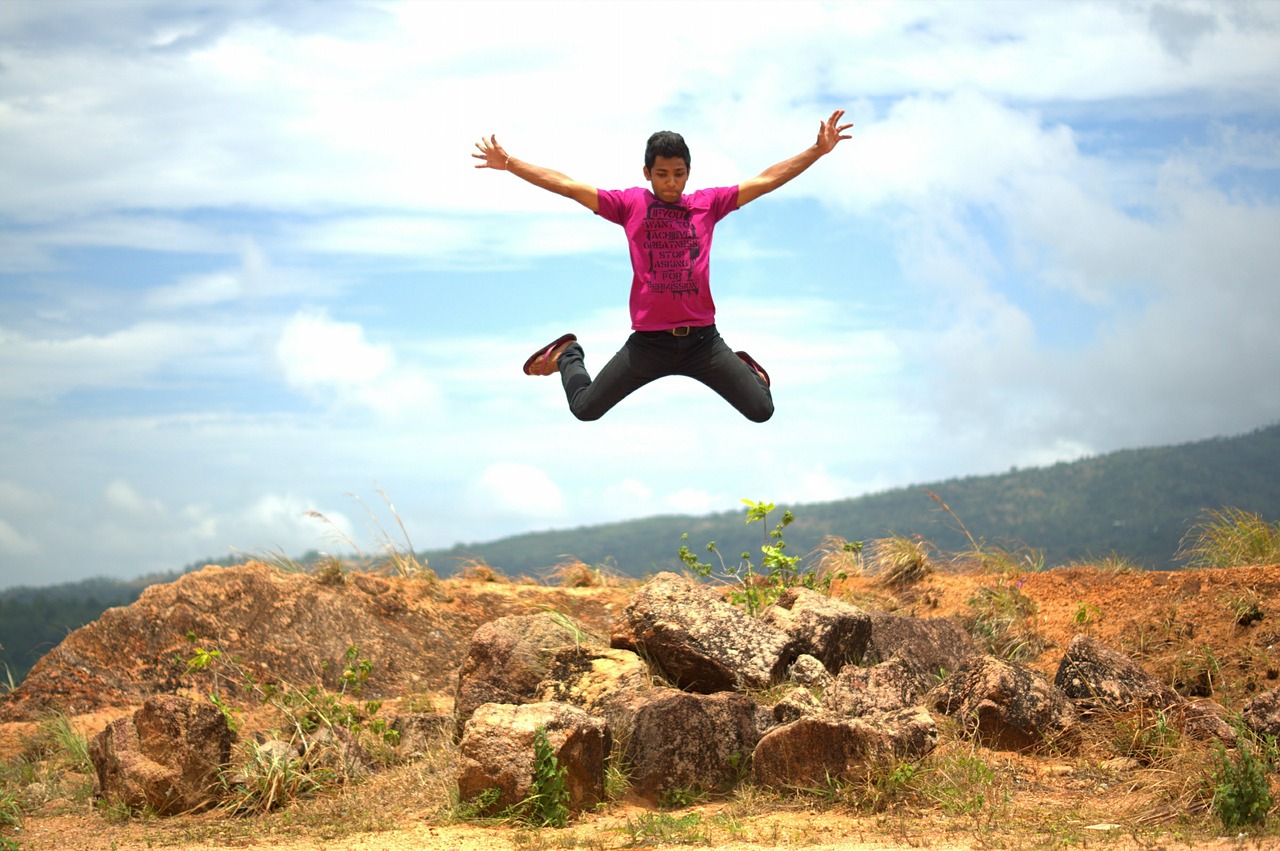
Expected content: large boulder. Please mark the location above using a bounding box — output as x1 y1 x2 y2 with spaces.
610 687 770 801
822 655 930 718
454 612 597 736
751 707 938 789
864 611 977 677
455 702 609 816
760 587 872 674
1054 635 1182 713
930 655 1077 751
1054 635 1234 743
89 695 232 815
611 573 794 692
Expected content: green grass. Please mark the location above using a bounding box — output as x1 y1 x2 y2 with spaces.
1178 507 1280 568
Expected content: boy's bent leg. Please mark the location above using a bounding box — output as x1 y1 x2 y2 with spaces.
686 331 774 423
558 339 656 421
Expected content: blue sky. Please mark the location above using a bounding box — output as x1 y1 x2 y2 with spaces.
2 0 1279 588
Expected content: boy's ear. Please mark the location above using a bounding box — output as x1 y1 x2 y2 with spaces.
642 166 652 180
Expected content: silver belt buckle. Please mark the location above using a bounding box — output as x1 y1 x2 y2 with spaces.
671 326 691 337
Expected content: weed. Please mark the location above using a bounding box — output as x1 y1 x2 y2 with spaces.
454 557 508 583
963 581 1044 661
927 489 1043 576
223 740 327 815
658 785 708 809
1178 507 1280 568
1210 730 1273 831
453 786 502 821
545 557 620 588
619 810 710 846
1072 600 1101 634
1114 707 1181 765
305 487 437 580
522 726 570 828
681 500 840 615
0 788 20 831
1223 591 1265 627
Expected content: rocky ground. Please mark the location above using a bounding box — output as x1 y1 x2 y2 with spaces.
2 560 1279 850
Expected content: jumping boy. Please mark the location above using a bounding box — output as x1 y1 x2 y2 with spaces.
473 110 853 423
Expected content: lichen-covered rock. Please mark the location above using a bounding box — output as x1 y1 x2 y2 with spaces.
751 707 938 789
761 587 872 674
454 612 598 736
786 654 833 689
608 687 770 801
823 655 930 718
536 646 651 715
1054 635 1182 713
771 687 823 726
1242 685 1280 739
89 695 232 815
456 702 608 815
611 572 794 692
931 655 1076 751
864 611 976 678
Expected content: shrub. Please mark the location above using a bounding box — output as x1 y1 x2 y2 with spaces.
522 726 569 828
1211 734 1273 832
1178 507 1280 568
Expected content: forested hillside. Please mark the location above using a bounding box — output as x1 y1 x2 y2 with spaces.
423 424 1280 577
3 424 1278 687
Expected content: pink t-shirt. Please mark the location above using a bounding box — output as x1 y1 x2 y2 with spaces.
596 185 740 331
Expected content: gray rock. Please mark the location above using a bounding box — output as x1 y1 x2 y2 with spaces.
454 612 597 736
823 655 931 718
1242 685 1280 739
930 655 1077 751
611 572 794 692
761 587 872 673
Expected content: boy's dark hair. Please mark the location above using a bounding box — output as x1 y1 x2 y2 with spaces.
645 131 690 170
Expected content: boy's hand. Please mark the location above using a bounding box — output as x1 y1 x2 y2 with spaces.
815 109 854 155
473 134 511 170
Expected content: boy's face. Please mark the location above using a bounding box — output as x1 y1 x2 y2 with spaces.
644 155 690 203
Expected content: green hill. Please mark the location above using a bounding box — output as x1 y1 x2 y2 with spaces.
423 424 1280 577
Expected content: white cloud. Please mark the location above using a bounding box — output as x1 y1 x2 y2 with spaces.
275 309 440 418
0 519 41 557
471 463 566 520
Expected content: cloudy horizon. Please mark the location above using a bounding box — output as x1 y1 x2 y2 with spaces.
2 0 1279 589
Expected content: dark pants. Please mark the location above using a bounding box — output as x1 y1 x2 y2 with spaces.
557 324 774 422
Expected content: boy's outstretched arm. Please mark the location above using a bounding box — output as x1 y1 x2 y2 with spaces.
736 110 853 208
473 134 599 212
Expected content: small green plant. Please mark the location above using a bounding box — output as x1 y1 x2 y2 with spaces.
620 810 709 846
1072 600 1101 633
453 786 502 821
1178 507 1280 568
0 787 21 837
520 726 570 828
1210 731 1273 831
680 500 842 615
658 785 708 810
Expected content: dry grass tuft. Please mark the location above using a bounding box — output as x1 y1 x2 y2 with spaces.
544 557 622 588
865 534 935 588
